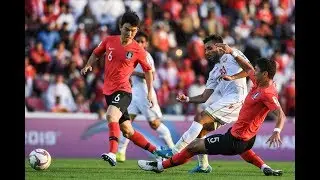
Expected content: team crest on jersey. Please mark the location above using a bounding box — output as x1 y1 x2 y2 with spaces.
126 51 133 60
252 92 260 99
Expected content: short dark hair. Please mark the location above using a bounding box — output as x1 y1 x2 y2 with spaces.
119 10 140 27
135 31 149 41
203 34 223 44
256 58 277 79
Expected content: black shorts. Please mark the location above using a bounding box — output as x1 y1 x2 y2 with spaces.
105 91 132 124
204 128 256 155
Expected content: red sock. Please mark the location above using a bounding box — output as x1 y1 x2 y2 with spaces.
108 122 120 154
129 131 156 153
240 149 264 169
162 148 194 169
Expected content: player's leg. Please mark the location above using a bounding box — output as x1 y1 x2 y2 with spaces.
191 94 243 173
101 105 123 166
116 100 139 162
240 149 283 176
141 100 174 149
138 130 239 173
138 138 207 173
120 114 157 154
189 123 220 173
171 111 215 154
101 91 132 166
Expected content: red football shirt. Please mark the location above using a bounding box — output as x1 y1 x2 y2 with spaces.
231 70 280 141
93 35 151 95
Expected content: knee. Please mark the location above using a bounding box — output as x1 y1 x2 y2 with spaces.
106 115 117 122
149 119 161 130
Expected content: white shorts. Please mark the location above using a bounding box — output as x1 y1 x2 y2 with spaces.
128 94 162 121
204 92 244 124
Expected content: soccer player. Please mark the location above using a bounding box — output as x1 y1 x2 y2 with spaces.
137 43 284 176
155 34 258 173
80 11 158 167
116 31 174 162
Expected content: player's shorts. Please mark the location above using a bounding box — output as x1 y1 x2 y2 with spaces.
204 128 256 155
128 92 162 121
204 92 244 125
105 91 132 124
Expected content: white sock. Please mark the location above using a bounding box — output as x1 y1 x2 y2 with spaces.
197 135 209 169
157 161 164 170
156 123 175 148
261 164 270 172
118 132 130 154
172 121 203 154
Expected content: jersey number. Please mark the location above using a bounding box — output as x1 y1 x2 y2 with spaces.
114 94 120 102
207 137 220 144
108 51 113 61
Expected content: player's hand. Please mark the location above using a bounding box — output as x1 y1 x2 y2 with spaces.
80 65 93 75
266 132 282 148
214 43 233 54
147 92 154 108
176 93 189 103
220 75 234 81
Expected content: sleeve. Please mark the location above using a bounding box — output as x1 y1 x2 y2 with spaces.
146 52 156 72
137 50 152 72
93 37 108 56
262 93 281 111
205 69 218 89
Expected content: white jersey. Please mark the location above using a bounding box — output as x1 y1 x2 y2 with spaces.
206 49 249 98
203 49 249 124
128 52 162 120
131 52 156 94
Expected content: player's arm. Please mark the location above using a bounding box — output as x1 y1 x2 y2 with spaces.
138 51 154 107
215 43 254 73
132 52 156 79
81 39 107 75
177 89 214 103
221 70 248 81
264 95 286 148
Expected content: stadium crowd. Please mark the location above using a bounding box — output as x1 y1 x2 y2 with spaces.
25 0 295 119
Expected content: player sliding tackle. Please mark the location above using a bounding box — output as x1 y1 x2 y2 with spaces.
138 42 284 176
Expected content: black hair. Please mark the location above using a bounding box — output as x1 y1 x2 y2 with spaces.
203 34 223 44
135 31 149 41
256 58 277 79
119 10 140 27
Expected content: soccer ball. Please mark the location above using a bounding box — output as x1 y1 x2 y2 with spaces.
28 148 52 170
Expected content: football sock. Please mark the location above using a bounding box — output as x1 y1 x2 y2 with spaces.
108 122 121 154
118 132 130 154
129 131 156 153
156 123 175 148
240 150 265 170
172 121 203 154
197 135 209 169
162 148 194 169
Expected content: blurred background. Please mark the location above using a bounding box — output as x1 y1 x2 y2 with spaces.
25 0 295 120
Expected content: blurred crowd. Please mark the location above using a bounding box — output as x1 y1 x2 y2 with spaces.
25 0 295 119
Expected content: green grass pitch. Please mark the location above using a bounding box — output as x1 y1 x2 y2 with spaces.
25 158 295 180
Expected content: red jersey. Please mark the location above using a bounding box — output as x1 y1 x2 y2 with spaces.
231 70 280 141
93 35 151 95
